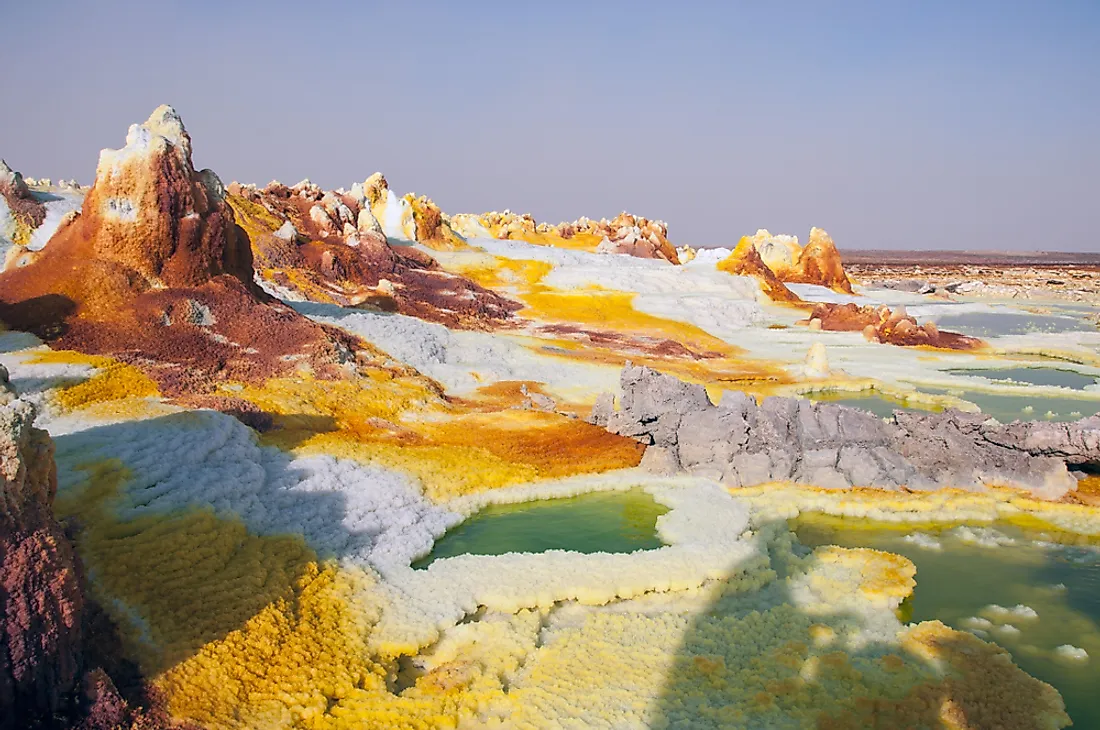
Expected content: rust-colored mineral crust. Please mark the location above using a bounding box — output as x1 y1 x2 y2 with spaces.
802 302 984 350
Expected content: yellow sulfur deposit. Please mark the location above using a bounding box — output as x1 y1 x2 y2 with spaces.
236 375 642 502
30 349 160 411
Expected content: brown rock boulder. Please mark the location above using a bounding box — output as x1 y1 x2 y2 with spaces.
789 228 853 293
802 302 984 350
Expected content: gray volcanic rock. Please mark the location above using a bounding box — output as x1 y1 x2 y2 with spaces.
595 365 1100 499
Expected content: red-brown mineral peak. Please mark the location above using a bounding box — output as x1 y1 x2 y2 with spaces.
801 302 984 350
792 227 853 293
83 104 254 290
591 212 680 264
748 227 854 294
717 236 802 303
0 105 255 319
0 107 388 396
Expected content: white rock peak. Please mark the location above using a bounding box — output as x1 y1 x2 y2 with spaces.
98 104 193 178
142 105 191 156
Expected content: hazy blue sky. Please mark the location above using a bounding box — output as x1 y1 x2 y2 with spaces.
2 0 1097 250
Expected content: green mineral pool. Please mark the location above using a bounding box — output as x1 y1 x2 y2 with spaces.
807 391 941 419
921 387 1100 423
413 488 668 568
796 517 1100 727
928 312 1092 338
946 367 1098 390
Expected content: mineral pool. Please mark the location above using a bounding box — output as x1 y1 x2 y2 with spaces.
920 387 1100 423
945 367 1099 391
928 312 1093 338
414 488 668 567
796 517 1100 727
806 391 940 419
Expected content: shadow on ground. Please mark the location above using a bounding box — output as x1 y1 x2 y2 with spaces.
51 410 383 678
649 522 1070 729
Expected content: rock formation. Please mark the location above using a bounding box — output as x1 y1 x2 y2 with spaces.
0 106 375 397
675 245 696 263
800 302 984 350
227 177 520 328
0 160 47 249
802 342 830 378
0 393 82 726
716 236 801 303
1 163 87 270
750 230 803 277
452 210 681 263
725 228 853 296
1 387 176 729
787 227 853 293
591 212 680 263
592 365 1100 499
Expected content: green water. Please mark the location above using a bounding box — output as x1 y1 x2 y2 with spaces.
930 312 1092 338
946 367 1098 390
413 489 668 568
796 519 1100 727
808 387 1100 423
807 392 939 419
922 387 1100 423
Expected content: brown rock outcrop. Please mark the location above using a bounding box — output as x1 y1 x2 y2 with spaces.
0 161 47 241
748 228 854 294
591 212 680 264
1 392 184 729
229 179 520 329
788 227 853 293
801 302 984 350
457 210 681 264
716 236 801 303
0 398 82 727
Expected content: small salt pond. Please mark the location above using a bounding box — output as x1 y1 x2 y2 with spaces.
806 391 938 419
946 367 1098 391
796 518 1100 727
924 311 1092 338
921 387 1100 423
413 488 668 568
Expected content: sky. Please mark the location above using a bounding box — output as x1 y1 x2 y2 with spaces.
1 0 1097 251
